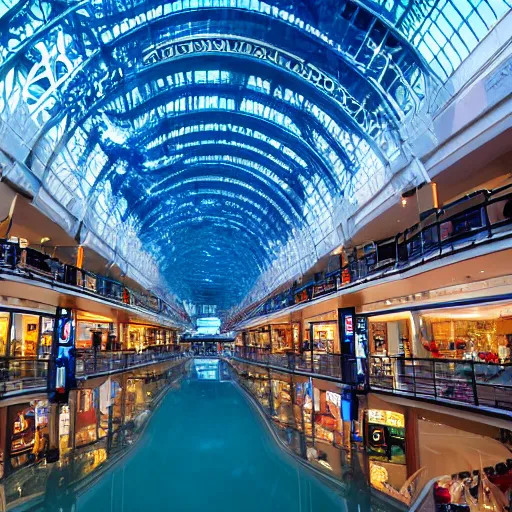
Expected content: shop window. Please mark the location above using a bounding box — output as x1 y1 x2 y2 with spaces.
248 328 270 350
271 325 292 352
10 314 39 358
271 373 294 426
39 317 54 358
367 409 405 464
0 312 9 357
308 322 338 353
75 389 98 447
369 315 412 357
76 321 110 350
9 400 49 469
418 305 512 363
59 404 71 456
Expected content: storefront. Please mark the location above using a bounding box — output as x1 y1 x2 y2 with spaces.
270 324 293 353
120 323 175 352
0 309 54 359
247 326 271 352
368 312 413 358
366 300 512 363
7 399 50 472
366 406 407 501
303 312 340 354
76 312 114 351
270 371 294 426
416 302 512 362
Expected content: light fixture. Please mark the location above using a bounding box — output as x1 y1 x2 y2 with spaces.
401 198 407 207
480 270 485 273
40 237 51 244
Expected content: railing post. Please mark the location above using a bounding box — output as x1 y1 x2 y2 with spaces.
432 360 437 399
483 196 493 238
470 361 479 406
412 356 417 397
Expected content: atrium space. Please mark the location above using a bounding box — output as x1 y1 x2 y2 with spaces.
0 0 511 511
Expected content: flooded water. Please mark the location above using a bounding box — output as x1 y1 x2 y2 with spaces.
10 359 393 511
32 360 366 512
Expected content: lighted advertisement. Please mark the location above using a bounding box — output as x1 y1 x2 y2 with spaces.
367 409 406 465
48 308 76 403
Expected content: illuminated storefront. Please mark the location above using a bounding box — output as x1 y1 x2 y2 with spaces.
0 309 54 359
270 324 293 353
303 313 340 354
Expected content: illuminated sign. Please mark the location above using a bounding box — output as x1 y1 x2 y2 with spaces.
368 409 405 428
345 315 353 335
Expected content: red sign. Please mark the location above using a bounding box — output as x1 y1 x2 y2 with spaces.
344 315 353 335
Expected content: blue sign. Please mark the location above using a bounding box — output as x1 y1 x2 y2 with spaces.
48 308 76 403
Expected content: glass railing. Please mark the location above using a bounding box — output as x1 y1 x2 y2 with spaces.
0 242 189 324
232 348 367 387
369 355 512 412
0 357 48 395
229 184 512 326
75 347 185 376
0 349 187 397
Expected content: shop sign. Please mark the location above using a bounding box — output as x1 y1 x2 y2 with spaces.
368 409 405 428
345 316 353 335
326 391 341 407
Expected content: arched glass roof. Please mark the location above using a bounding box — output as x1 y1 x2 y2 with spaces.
0 0 510 310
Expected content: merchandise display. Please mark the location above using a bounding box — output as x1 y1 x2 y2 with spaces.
271 325 293 353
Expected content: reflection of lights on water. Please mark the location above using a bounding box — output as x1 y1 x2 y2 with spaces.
318 460 333 471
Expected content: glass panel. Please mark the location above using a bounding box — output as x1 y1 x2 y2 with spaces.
11 314 39 358
0 312 9 357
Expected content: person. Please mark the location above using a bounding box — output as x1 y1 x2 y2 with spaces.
32 426 42 461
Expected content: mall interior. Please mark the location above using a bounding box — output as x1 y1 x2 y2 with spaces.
0 1 511 511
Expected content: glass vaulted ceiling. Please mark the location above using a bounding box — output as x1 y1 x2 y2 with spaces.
0 0 510 311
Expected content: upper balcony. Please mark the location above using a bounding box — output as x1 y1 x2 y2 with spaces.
0 239 189 328
227 182 512 329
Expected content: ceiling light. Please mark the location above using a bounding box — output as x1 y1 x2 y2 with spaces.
40 237 51 244
401 198 407 207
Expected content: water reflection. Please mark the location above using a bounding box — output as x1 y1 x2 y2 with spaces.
1 359 397 511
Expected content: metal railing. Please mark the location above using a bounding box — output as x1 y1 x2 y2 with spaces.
0 357 48 395
227 184 512 326
369 355 512 411
232 348 366 386
0 243 189 324
0 349 186 396
75 348 185 376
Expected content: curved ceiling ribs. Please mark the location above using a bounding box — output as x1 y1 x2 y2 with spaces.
1 0 509 311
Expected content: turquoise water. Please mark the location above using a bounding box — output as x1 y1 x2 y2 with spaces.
40 362 370 511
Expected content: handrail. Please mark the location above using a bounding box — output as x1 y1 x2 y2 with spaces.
0 242 189 325
227 184 512 327
369 355 512 412
232 348 367 388
0 351 186 397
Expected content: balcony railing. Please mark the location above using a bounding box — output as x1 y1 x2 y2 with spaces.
227 184 512 327
0 349 186 397
0 241 189 324
232 348 366 387
0 357 48 395
75 348 185 376
369 355 512 412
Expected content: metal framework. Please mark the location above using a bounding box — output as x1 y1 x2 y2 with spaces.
0 0 510 310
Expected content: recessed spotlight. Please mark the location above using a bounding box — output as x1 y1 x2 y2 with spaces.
480 270 485 273
401 198 407 207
